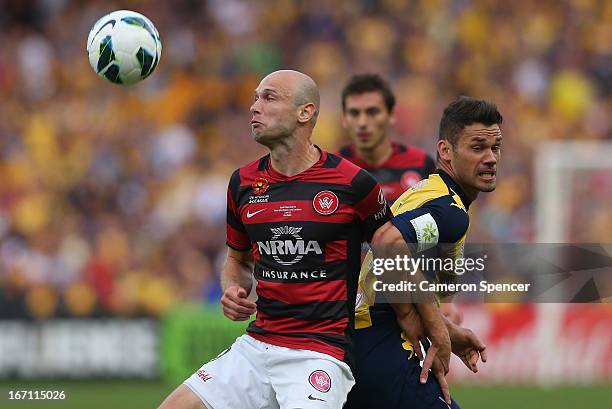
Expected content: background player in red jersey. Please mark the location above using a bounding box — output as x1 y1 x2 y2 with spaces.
338 74 463 326
338 74 435 202
158 70 450 409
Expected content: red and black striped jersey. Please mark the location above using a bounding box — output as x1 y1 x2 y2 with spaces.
226 147 390 367
338 142 435 203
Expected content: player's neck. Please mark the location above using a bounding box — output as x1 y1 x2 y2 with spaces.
268 136 321 177
437 162 480 201
356 137 393 166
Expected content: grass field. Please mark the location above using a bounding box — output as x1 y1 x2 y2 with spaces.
0 380 610 409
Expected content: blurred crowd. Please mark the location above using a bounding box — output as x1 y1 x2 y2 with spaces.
0 0 610 319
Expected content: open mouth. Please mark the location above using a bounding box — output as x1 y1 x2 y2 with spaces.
478 171 496 181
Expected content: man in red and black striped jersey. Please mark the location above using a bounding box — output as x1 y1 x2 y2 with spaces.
159 70 449 409
338 73 435 204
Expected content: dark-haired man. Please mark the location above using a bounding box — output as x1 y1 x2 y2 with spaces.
338 74 435 202
338 74 463 326
345 96 500 409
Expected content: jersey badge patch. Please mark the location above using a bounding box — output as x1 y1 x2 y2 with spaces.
409 213 439 252
252 177 269 195
313 191 339 215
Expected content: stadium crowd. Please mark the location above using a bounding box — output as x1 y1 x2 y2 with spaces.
0 0 610 319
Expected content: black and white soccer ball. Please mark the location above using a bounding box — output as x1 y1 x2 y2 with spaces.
87 10 162 85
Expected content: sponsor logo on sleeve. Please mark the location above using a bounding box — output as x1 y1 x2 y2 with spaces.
373 205 387 221
409 213 439 252
371 188 387 220
377 188 386 204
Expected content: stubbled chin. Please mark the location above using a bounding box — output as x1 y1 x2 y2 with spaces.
479 182 496 192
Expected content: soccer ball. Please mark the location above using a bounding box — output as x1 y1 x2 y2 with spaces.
87 10 162 85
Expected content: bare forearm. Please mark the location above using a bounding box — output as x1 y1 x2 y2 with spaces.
221 250 254 293
415 302 449 340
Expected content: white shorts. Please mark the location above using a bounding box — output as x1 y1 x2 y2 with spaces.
184 334 355 409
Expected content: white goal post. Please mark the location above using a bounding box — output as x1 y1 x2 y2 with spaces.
534 140 612 384
535 140 612 243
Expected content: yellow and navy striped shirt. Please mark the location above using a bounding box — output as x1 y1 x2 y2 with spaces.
355 170 472 329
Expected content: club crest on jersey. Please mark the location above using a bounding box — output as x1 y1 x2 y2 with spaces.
309 370 331 393
401 171 422 189
252 177 269 195
257 226 322 266
313 191 338 215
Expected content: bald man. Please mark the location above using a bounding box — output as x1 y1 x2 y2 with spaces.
157 70 397 409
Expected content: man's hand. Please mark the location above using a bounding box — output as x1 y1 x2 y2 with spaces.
221 285 256 321
440 303 464 326
446 320 487 373
418 304 452 405
392 302 426 361
414 303 451 377
424 342 452 405
392 303 452 405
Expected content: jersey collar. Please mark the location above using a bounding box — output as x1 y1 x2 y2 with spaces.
435 169 472 210
264 145 326 181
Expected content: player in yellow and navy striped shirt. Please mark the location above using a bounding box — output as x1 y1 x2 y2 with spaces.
345 96 501 409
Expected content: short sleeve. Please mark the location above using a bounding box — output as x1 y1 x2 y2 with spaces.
351 169 392 242
391 195 469 253
226 169 251 251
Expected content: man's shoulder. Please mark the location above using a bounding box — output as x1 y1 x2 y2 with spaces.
227 156 270 195
392 174 456 214
389 142 433 166
321 150 370 183
233 155 269 179
392 174 470 243
336 144 355 160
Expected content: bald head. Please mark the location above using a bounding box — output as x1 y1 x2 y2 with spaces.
260 70 320 125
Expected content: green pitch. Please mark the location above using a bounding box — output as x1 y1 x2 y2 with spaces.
0 380 609 408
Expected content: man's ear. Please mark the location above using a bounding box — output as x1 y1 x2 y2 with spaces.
298 103 316 124
437 139 453 162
